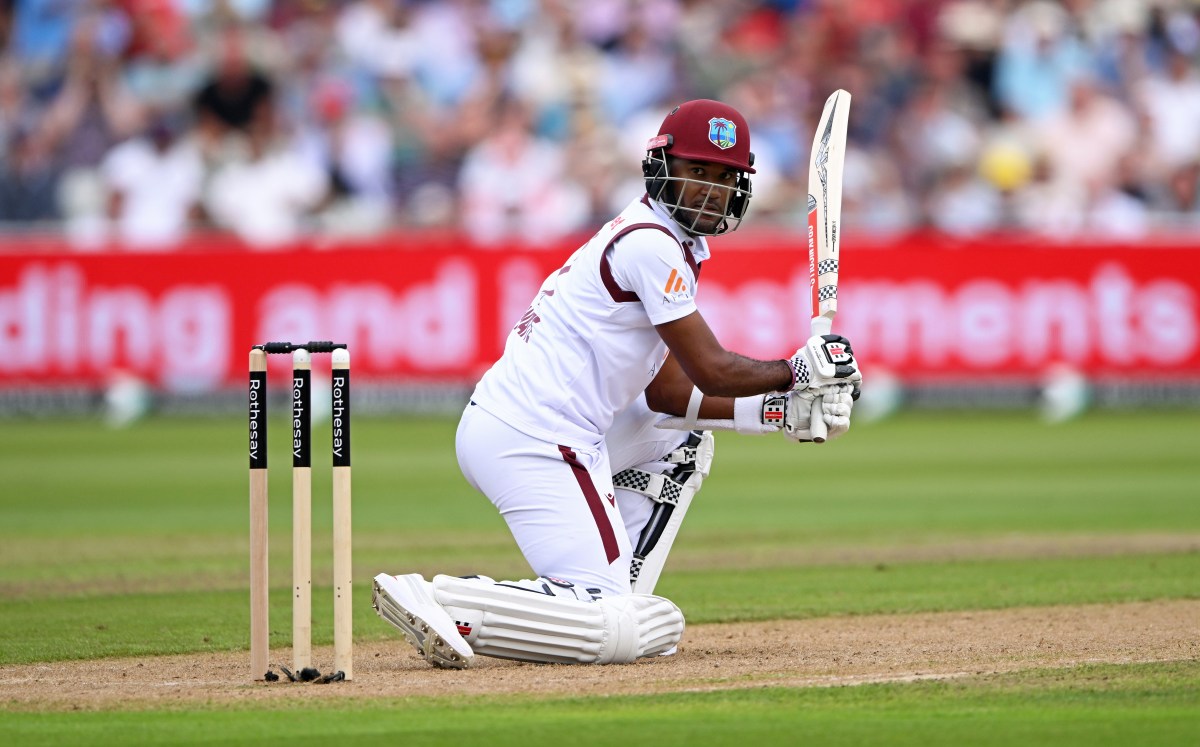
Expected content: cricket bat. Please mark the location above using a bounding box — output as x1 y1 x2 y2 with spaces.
806 89 851 443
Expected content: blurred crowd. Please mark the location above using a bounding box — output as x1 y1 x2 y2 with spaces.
1 0 1199 248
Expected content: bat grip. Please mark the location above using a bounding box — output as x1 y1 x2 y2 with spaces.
809 400 827 443
809 316 831 443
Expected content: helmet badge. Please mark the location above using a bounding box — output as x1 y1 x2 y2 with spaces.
707 117 736 150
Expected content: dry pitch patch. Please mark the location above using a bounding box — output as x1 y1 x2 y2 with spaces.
2 599 1196 711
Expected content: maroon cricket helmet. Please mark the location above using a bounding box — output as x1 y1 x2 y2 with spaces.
646 99 756 174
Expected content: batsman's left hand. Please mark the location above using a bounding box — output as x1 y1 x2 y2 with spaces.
783 383 858 443
787 334 861 391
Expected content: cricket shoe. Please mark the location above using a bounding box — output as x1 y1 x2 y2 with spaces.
372 573 474 669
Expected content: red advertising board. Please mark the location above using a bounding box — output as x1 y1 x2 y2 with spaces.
1 235 1198 390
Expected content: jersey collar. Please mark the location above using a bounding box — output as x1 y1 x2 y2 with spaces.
641 194 711 259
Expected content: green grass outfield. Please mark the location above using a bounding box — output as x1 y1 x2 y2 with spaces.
1 410 1198 744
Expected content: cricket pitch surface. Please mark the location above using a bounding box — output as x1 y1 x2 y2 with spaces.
2 599 1195 710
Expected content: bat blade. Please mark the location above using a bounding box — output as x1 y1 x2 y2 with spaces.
807 89 850 335
805 89 852 442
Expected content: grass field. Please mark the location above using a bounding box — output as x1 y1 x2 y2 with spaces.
1 409 1198 744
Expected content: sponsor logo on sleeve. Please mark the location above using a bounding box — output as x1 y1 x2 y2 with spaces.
662 268 693 304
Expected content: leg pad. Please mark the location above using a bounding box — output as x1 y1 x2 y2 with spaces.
433 575 685 664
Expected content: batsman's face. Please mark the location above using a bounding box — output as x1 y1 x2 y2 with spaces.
668 158 737 233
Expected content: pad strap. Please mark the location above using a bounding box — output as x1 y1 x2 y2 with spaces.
622 431 714 594
613 468 683 506
612 429 713 506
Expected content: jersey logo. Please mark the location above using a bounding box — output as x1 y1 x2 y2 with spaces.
516 306 540 342
515 290 555 342
663 268 687 295
708 117 736 150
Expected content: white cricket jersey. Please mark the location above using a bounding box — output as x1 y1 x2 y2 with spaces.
471 195 710 449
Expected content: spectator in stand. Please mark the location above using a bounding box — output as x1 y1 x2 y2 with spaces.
1083 151 1150 239
203 121 329 246
0 59 38 168
1162 160 1200 223
7 0 81 94
7 10 144 237
116 0 190 64
4 0 1200 239
894 78 984 195
595 18 676 127
37 12 145 171
458 95 589 246
118 0 201 112
335 0 417 81
294 77 396 237
992 1 1090 121
100 112 204 247
842 143 918 234
0 123 61 222
1136 43 1200 186
1034 72 1137 222
404 0 484 109
935 0 1007 115
1 32 51 223
505 0 585 142
1016 156 1075 237
192 26 274 157
927 162 1003 235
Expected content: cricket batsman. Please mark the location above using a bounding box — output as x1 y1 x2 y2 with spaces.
373 99 861 668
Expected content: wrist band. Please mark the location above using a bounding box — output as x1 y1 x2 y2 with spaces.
682 385 703 428
784 359 798 389
786 357 810 389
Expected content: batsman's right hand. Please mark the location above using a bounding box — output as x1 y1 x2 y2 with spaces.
783 384 857 442
786 334 860 391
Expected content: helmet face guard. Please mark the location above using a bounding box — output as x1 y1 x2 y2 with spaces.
643 146 753 236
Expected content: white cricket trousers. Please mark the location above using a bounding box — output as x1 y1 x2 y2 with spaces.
455 403 634 596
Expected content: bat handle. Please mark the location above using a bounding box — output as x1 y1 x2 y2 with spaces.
809 316 832 443
809 396 827 443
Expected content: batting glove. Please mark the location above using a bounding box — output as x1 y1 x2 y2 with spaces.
786 334 860 391
783 383 857 443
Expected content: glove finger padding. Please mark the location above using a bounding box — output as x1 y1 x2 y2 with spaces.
782 389 818 442
819 385 855 440
784 384 855 443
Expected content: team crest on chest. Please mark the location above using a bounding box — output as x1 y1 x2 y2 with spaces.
708 118 736 150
